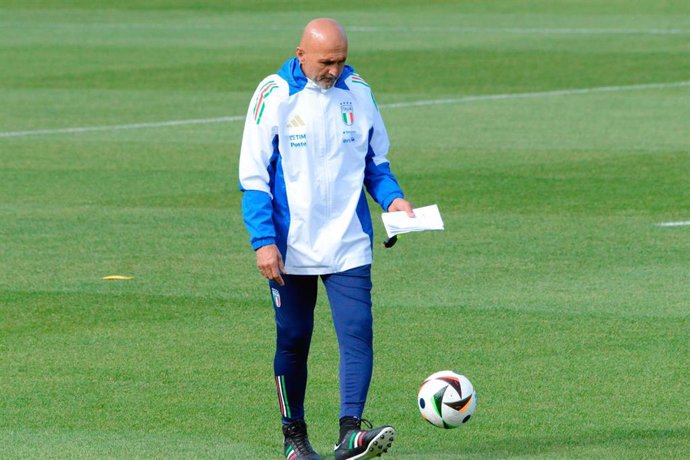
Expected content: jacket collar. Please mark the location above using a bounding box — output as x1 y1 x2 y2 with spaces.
277 57 354 95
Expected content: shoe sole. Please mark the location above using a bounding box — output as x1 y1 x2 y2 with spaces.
348 427 395 460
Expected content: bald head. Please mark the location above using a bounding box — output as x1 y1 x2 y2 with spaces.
297 18 348 89
300 18 348 49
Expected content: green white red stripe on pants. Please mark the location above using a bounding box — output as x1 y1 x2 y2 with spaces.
276 375 291 418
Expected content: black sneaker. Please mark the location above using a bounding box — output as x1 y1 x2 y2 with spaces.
334 418 395 460
283 419 321 460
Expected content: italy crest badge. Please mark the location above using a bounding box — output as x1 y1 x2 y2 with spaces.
340 101 354 126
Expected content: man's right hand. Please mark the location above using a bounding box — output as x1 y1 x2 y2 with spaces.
256 244 286 286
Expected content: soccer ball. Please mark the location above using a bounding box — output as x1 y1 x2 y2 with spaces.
418 370 477 429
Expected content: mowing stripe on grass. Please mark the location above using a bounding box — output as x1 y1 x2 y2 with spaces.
656 221 690 227
1 81 688 139
20 22 686 36
348 26 690 36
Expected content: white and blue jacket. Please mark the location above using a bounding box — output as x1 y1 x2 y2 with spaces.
239 57 404 275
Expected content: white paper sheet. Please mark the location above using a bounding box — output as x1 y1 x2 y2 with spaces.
381 204 444 238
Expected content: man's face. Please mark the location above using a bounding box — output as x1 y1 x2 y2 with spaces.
297 45 347 89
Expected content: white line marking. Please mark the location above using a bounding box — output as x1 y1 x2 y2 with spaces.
0 116 244 139
656 221 690 227
379 81 690 109
1 80 689 139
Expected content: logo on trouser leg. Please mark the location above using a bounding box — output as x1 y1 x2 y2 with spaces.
272 288 282 308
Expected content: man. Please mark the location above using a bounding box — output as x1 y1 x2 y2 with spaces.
239 18 413 460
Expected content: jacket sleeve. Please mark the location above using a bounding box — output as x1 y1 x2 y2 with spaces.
363 96 405 211
238 78 282 250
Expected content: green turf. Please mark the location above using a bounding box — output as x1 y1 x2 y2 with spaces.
1 0 689 458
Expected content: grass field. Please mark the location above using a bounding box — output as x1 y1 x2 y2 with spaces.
1 0 689 458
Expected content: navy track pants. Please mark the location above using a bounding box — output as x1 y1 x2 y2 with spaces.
270 264 373 423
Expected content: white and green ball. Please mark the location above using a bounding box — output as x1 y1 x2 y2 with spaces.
418 370 477 429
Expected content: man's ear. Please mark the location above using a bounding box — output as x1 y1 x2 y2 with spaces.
296 47 305 62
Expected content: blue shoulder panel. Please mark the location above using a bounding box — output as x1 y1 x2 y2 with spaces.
277 58 307 95
336 65 355 91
